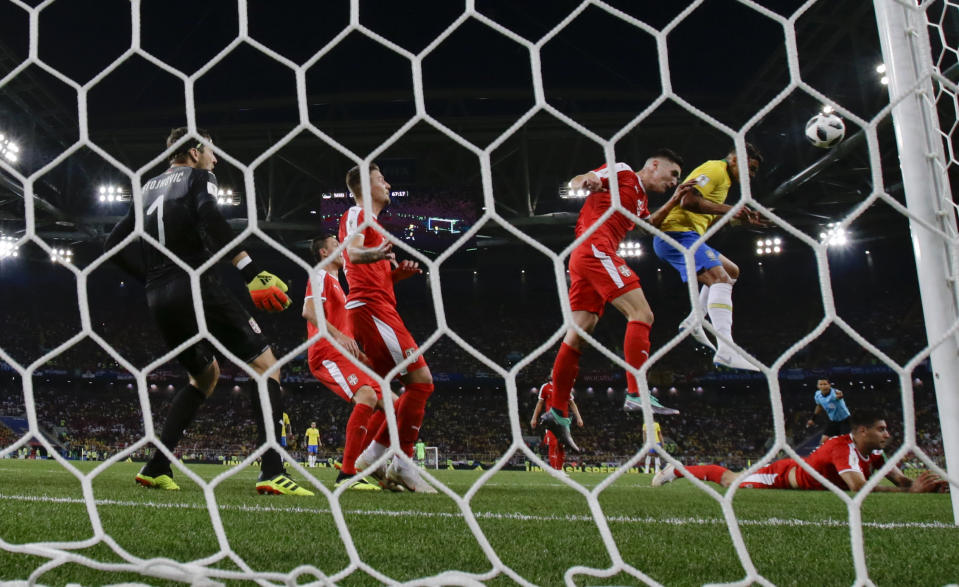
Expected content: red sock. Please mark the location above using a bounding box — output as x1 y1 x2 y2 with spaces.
363 409 386 452
341 403 374 475
374 394 405 447
549 342 581 416
397 382 433 456
548 437 566 470
680 465 728 484
624 321 651 396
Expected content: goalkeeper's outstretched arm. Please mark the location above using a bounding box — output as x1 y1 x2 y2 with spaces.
194 195 291 312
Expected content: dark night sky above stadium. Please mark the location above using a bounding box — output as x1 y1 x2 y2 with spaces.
0 0 929 289
0 0 947 400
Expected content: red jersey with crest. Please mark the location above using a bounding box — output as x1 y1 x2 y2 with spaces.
574 163 651 252
304 270 350 362
538 382 553 402
338 206 396 308
796 433 886 490
539 382 574 403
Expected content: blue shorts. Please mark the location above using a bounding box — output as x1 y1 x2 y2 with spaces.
280 436 287 448
653 231 723 283
308 445 318 454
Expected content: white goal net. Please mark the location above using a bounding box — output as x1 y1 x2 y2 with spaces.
0 0 957 585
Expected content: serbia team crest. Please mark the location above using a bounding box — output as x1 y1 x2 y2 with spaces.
347 374 358 386
618 265 632 277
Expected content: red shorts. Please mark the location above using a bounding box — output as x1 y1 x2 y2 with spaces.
308 351 382 403
739 458 797 489
348 303 428 377
568 243 641 316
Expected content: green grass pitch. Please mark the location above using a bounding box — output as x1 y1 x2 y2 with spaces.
0 459 956 585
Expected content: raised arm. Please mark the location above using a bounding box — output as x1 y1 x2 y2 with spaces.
342 229 395 265
679 188 765 226
569 399 584 428
194 179 290 312
646 180 697 228
530 397 546 429
569 171 602 192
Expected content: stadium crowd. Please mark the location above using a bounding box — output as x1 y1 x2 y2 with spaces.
0 192 945 470
0 365 944 470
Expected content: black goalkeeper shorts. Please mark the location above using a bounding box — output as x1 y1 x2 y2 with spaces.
146 272 270 376
824 417 851 437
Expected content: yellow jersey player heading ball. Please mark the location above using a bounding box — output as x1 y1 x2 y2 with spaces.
652 143 766 371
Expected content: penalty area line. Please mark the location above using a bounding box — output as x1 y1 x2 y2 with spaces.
0 493 954 530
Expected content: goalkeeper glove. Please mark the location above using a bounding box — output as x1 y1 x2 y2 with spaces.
246 270 291 312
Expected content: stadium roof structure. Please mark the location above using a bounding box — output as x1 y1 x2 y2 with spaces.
0 0 953 268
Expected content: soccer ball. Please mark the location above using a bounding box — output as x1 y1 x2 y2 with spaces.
805 113 845 148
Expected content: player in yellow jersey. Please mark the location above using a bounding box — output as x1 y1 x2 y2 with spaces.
653 143 765 371
642 420 663 474
304 422 322 468
278 412 292 448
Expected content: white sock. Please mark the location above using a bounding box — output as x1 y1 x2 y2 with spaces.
644 455 651 473
655 457 662 472
698 285 710 318
361 441 388 464
707 282 735 343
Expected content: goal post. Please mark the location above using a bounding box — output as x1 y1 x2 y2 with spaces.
424 446 439 470
873 0 959 523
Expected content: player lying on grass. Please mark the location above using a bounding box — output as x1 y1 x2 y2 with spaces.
653 408 948 493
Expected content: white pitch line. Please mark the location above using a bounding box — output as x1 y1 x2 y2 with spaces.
0 493 954 530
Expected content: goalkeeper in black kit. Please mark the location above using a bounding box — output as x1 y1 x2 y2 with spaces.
104 127 312 496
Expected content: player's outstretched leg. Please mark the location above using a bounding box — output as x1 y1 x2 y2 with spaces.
652 464 730 487
539 408 580 453
355 448 401 492
386 457 438 493
362 409 386 452
250 378 314 497
334 388 382 491
395 381 433 457
135 470 181 491
137 378 211 490
543 341 582 451
610 291 681 416
651 464 676 487
679 285 716 350
623 393 680 415
707 283 758 371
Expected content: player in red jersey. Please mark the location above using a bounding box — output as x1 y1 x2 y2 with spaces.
337 163 436 493
541 149 696 451
303 234 392 491
530 381 583 470
652 409 947 493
